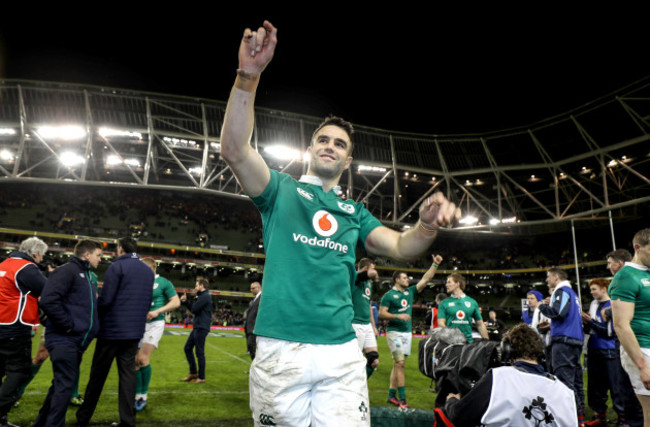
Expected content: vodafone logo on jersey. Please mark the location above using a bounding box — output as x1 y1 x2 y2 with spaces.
365 288 371 296
401 299 408 307
312 210 338 237
456 310 466 320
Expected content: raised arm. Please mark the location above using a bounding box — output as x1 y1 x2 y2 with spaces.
365 192 460 261
415 254 443 293
220 20 278 197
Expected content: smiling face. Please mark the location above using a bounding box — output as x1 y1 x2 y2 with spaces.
307 125 353 180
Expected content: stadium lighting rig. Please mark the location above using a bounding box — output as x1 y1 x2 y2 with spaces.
59 151 84 167
0 149 14 162
263 144 302 161
36 125 86 141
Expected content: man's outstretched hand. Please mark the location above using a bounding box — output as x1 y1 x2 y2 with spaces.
238 20 278 76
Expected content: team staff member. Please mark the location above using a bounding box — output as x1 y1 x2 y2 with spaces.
437 273 489 342
34 240 102 427
220 20 460 427
244 281 261 360
610 228 650 424
76 237 154 427
538 267 585 424
352 258 380 379
180 277 212 383
379 255 442 408
442 323 577 426
0 237 47 427
135 258 180 411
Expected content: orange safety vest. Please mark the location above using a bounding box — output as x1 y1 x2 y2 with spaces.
0 257 40 326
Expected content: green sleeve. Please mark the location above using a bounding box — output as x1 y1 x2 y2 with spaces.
250 169 281 214
162 278 177 300
609 269 639 303
358 205 383 248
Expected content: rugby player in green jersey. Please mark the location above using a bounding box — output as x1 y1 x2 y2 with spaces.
353 258 380 379
135 258 180 411
220 20 461 426
437 273 489 342
610 228 650 423
379 254 442 408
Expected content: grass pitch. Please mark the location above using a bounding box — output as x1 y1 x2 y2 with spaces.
11 329 595 426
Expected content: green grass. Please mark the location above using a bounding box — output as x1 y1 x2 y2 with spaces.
10 329 596 426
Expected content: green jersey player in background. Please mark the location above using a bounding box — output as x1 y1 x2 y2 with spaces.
353 258 380 379
220 20 461 426
135 257 180 411
379 255 442 408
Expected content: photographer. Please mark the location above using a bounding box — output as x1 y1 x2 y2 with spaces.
442 323 578 426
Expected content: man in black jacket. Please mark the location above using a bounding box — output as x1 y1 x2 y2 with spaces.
76 237 154 427
180 277 212 383
34 240 102 427
0 237 47 427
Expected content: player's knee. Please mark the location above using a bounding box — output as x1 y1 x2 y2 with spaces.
365 351 379 369
391 350 405 364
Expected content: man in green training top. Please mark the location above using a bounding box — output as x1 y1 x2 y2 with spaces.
379 254 443 408
438 273 489 342
353 258 380 379
220 20 461 426
610 228 650 423
135 257 180 411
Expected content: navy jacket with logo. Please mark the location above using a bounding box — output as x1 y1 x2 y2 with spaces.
98 252 154 340
40 256 100 352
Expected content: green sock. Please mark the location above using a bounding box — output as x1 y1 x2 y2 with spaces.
72 366 80 398
365 365 374 379
388 388 397 398
398 386 406 400
18 363 42 397
140 364 152 395
136 368 143 395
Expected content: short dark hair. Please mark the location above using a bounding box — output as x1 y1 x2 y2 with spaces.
447 273 466 291
504 323 545 362
435 293 448 303
118 237 138 254
547 267 567 281
197 277 210 290
311 116 354 153
357 257 374 270
74 240 101 258
633 229 650 248
392 271 407 284
606 249 632 263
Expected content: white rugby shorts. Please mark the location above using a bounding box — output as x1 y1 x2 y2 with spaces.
386 330 412 357
620 346 650 396
139 320 165 349
353 323 377 351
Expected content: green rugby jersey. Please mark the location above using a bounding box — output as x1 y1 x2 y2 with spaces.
149 275 177 323
380 286 415 333
352 277 373 324
437 295 482 342
251 170 383 344
609 263 650 348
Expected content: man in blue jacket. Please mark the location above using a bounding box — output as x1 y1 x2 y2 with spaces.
539 267 585 425
180 277 212 383
33 240 102 427
76 237 154 427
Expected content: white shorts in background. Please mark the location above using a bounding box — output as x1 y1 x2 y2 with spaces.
139 320 165 349
353 323 377 352
620 346 650 396
386 330 412 357
249 336 370 427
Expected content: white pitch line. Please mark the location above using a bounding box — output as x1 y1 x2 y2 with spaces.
206 340 251 365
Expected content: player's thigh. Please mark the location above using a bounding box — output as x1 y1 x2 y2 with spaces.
249 337 311 427
311 339 370 427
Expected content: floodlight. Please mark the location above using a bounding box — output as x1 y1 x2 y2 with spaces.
188 167 203 175
489 218 500 225
106 155 122 166
124 158 140 167
0 128 16 135
358 165 387 173
37 125 86 141
0 149 13 161
59 151 84 167
98 127 142 139
459 215 478 225
264 145 301 161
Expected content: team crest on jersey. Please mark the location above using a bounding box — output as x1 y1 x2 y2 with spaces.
456 310 466 320
522 396 556 425
153 282 159 289
404 291 409 295
401 299 408 307
297 188 314 201
337 201 355 214
642 278 650 286
312 210 338 237
464 301 471 308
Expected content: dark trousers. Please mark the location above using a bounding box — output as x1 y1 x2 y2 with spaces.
551 341 585 411
76 338 139 427
246 333 257 360
586 351 625 415
184 328 208 379
0 335 31 418
34 346 81 427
